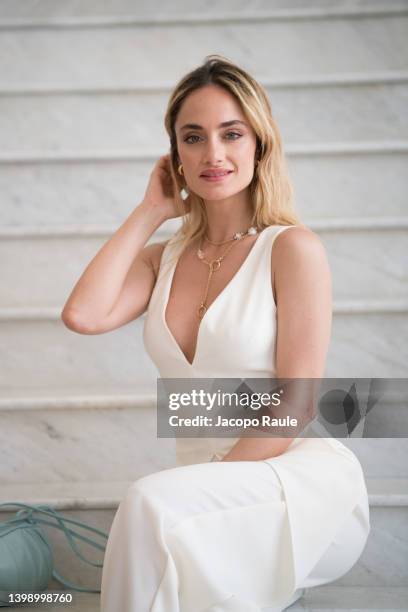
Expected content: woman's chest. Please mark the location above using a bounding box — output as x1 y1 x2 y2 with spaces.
144 244 278 374
164 241 272 366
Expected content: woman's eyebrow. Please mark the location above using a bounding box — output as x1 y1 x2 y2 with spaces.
180 120 247 131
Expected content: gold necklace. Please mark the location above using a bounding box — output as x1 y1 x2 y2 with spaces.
204 225 258 246
196 226 259 319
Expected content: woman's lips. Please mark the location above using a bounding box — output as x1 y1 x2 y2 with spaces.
200 171 233 182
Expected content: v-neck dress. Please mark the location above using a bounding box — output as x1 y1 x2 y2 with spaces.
144 225 294 465
100 225 371 612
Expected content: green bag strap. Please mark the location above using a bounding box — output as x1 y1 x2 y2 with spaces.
0 502 110 593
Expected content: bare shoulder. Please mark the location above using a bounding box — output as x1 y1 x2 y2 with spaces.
140 240 170 279
273 225 327 267
271 225 330 299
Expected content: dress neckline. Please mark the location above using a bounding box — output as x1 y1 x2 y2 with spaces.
162 225 278 368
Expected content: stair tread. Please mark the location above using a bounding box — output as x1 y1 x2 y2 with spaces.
0 382 406 405
11 586 408 611
288 586 408 611
0 480 131 510
0 478 407 511
0 385 151 399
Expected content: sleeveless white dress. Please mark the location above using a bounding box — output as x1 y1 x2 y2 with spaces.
100 225 371 612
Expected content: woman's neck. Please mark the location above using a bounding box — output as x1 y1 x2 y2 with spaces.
203 195 255 242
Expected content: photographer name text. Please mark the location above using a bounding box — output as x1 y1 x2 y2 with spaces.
168 415 298 428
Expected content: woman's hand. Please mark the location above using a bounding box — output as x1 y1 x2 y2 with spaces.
141 153 191 221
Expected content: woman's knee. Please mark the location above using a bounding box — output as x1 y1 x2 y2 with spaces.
305 501 370 587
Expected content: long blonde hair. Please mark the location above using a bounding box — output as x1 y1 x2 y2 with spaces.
164 54 301 258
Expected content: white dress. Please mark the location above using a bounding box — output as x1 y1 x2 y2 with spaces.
100 225 371 612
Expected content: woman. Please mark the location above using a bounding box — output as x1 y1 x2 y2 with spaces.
61 55 370 611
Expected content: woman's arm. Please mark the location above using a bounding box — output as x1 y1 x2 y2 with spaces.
221 226 332 462
61 154 182 334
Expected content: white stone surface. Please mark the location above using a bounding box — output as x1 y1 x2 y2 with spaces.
0 15 407 89
12 587 408 612
0 405 176 484
326 312 407 377
0 311 406 391
1 83 407 153
0 154 407 226
1 227 406 307
0 0 407 21
0 396 407 482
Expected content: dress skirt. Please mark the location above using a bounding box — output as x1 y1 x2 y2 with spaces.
100 436 370 612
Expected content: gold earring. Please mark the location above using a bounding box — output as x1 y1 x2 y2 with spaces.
178 164 184 176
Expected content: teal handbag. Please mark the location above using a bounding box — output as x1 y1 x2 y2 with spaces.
0 502 109 607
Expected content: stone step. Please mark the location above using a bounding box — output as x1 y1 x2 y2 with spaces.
0 479 406 592
0 308 406 388
6 587 408 612
1 82 407 153
0 152 406 226
0 12 406 90
0 225 407 307
0 396 176 484
325 309 407 377
0 392 406 482
0 0 406 24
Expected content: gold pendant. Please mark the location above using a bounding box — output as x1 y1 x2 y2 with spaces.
198 303 207 319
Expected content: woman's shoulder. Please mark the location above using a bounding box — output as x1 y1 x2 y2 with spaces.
272 224 325 255
271 224 329 280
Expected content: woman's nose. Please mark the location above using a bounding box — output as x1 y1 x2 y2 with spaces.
203 137 225 164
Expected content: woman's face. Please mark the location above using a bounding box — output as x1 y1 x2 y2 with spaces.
174 84 258 201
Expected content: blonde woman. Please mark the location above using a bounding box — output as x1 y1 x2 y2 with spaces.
62 55 370 612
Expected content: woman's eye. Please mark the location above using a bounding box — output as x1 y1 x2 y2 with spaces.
184 132 243 144
225 131 242 140
184 134 201 144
